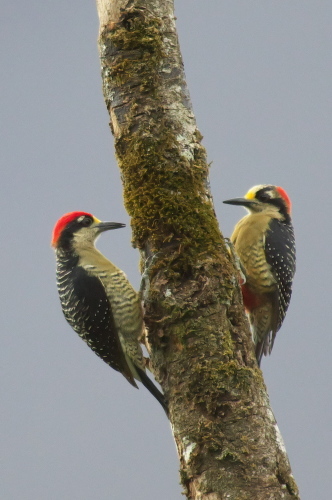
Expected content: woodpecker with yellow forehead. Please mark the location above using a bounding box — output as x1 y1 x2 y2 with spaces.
52 211 167 414
223 185 296 365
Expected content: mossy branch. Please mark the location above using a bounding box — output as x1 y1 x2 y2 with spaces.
96 1 300 499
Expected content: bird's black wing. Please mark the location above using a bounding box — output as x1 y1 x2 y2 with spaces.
264 218 296 349
63 265 137 387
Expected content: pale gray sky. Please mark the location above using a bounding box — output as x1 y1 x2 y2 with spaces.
2 2 331 499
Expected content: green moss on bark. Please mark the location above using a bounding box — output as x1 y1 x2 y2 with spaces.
117 130 221 255
104 12 163 92
101 10 222 260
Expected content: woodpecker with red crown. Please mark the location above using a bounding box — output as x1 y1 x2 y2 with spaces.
52 211 167 414
223 185 296 365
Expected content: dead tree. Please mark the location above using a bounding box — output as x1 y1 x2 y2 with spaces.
95 1 300 498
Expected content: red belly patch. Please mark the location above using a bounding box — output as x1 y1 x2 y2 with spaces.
241 284 262 311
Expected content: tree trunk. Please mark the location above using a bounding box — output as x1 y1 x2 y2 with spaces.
95 1 300 498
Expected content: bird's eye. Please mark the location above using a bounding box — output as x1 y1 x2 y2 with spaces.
82 217 92 226
258 193 271 202
81 217 93 227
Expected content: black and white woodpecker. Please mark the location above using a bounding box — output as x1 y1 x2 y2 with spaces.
52 211 167 414
223 185 296 365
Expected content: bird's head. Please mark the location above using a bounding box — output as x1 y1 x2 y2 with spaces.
223 185 292 220
51 211 125 250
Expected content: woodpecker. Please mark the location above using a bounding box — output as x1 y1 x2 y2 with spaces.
223 185 296 365
52 211 167 414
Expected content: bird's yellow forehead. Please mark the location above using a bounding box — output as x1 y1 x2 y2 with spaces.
244 184 266 200
93 216 101 224
244 189 256 200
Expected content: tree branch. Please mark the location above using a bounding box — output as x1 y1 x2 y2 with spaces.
96 1 300 498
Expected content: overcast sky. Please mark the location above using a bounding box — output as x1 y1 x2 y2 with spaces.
2 2 331 499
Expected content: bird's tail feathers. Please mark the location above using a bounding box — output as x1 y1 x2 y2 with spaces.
134 364 168 417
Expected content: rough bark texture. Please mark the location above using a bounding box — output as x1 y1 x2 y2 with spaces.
96 1 300 498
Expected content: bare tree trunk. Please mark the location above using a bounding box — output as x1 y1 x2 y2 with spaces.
95 1 300 498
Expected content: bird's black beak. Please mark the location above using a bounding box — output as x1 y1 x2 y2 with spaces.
223 197 256 208
95 221 126 233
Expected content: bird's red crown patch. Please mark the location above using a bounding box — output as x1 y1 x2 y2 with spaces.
51 211 93 247
276 187 292 214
